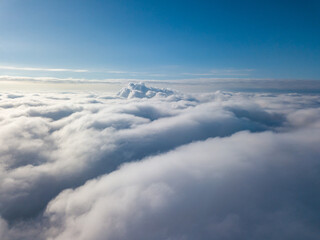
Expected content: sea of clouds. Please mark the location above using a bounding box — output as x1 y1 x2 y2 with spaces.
1 82 320 240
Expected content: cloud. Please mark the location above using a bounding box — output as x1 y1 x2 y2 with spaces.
1 75 320 94
0 65 88 73
0 83 320 239
45 128 320 240
0 75 141 84
117 82 175 98
182 69 254 76
0 66 165 77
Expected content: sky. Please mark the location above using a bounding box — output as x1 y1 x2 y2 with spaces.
1 2 320 239
0 0 320 84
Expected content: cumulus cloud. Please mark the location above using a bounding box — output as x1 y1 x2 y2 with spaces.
0 83 320 239
117 82 176 98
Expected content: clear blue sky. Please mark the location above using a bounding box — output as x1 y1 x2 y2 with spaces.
0 0 319 81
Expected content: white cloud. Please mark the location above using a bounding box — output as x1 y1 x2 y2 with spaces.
0 83 319 239
117 82 176 98
0 75 140 84
182 69 254 76
0 65 88 73
0 66 165 76
45 128 320 240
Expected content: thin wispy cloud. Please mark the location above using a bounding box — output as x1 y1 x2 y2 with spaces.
0 65 88 73
0 65 255 79
104 70 128 74
0 66 168 77
0 75 270 84
182 69 255 76
102 70 167 77
0 75 139 84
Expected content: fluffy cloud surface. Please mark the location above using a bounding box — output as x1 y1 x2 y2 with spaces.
0 83 320 239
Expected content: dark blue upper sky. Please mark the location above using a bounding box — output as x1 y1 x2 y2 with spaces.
0 0 319 80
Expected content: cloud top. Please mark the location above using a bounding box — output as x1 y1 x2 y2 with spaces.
0 83 320 239
117 82 175 98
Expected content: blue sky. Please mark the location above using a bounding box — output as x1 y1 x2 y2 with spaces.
0 0 319 81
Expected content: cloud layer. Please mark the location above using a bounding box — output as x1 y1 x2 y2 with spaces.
0 83 320 239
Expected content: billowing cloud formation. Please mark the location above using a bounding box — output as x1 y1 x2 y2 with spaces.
0 83 320 239
117 82 175 98
46 129 320 240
